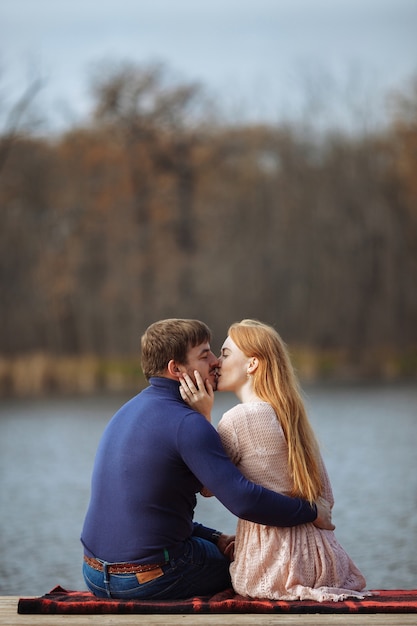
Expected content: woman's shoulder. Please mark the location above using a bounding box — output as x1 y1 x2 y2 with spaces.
221 400 274 423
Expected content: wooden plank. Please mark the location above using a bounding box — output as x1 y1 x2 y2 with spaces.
1 597 416 626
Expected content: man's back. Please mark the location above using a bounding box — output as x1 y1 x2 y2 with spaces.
81 378 206 563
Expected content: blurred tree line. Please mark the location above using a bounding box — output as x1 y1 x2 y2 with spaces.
1 61 416 393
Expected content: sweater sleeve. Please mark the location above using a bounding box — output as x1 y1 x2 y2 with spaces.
178 411 317 527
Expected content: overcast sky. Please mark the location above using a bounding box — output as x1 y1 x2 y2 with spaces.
1 0 416 130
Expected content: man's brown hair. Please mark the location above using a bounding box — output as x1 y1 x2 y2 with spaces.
141 318 212 380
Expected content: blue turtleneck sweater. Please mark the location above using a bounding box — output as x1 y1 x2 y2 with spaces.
81 377 317 564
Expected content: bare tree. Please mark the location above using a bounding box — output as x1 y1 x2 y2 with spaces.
0 76 43 176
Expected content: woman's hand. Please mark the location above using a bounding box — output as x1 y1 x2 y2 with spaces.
217 534 235 561
313 496 335 531
179 371 214 421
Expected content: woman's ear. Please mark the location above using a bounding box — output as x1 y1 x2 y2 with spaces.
167 360 182 379
247 357 259 374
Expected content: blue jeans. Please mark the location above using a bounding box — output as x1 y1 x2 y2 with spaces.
83 537 232 599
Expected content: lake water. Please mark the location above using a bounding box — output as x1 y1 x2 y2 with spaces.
0 383 416 595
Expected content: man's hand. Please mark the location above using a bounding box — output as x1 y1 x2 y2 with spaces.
217 533 235 561
313 497 336 530
179 371 214 421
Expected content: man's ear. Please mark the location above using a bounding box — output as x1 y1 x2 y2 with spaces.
167 360 183 379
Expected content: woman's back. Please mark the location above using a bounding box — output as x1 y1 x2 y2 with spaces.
219 402 295 493
218 402 367 602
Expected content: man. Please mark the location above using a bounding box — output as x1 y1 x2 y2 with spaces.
81 319 333 599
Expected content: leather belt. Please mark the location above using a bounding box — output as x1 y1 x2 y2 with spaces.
84 555 165 574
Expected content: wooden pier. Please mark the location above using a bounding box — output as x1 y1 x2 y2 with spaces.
1 597 416 626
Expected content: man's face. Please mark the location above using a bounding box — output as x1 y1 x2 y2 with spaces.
179 342 219 389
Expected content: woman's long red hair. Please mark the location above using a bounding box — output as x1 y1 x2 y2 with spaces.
229 319 323 503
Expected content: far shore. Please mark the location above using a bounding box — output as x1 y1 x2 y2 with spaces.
0 348 415 398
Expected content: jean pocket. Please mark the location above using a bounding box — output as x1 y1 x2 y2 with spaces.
136 567 164 584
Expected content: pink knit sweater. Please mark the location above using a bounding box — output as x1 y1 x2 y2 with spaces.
217 401 368 601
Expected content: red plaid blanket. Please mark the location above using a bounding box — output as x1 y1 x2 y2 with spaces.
18 586 417 614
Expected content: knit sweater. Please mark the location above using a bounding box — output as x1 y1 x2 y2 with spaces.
218 401 368 601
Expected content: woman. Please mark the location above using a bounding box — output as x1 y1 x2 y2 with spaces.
180 319 368 602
